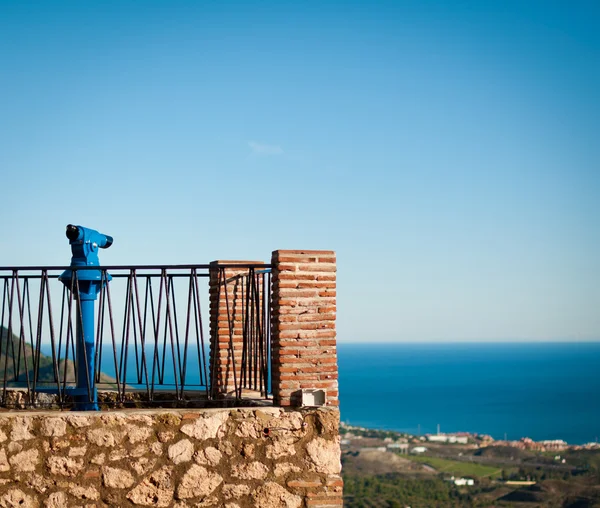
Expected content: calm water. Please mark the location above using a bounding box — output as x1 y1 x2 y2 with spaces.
338 342 600 445
42 341 599 444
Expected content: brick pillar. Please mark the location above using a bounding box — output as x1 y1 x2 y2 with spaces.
271 250 338 407
209 260 263 398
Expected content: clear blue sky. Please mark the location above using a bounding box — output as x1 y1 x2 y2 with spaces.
1 1 598 342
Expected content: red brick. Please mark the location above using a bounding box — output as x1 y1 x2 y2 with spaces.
326 476 343 487
305 330 336 339
277 263 297 272
280 381 301 389
297 314 335 323
318 306 337 313
276 289 320 298
279 374 322 381
297 298 335 307
276 281 299 289
311 365 337 372
279 366 300 373
318 339 337 346
279 340 319 347
306 490 344 498
278 323 319 331
300 380 337 388
317 274 336 281
287 480 323 488
277 256 318 263
278 315 299 323
278 331 300 339
297 282 336 289
277 299 298 307
297 264 336 272
317 357 338 364
319 290 336 297
275 250 334 256
319 374 338 380
317 256 336 263
306 499 343 507
278 273 317 281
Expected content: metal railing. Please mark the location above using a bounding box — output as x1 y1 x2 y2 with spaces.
0 263 271 409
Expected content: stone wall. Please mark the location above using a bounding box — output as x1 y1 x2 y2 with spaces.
0 407 342 507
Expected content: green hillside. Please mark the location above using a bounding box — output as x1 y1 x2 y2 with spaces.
0 326 115 386
0 326 59 384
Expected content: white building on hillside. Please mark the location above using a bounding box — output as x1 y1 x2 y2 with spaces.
452 477 474 486
427 435 468 444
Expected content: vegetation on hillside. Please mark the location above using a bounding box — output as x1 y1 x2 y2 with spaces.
343 474 486 507
0 326 116 387
407 455 503 478
342 432 600 507
0 326 59 384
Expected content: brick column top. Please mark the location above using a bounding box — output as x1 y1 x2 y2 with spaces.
274 250 335 254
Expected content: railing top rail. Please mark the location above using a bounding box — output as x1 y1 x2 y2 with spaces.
0 263 272 272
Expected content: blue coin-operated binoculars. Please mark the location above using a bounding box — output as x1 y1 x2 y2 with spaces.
58 224 113 410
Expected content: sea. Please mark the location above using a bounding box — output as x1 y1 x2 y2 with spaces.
41 341 599 445
338 342 600 445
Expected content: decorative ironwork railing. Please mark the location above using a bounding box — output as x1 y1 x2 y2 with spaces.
0 264 271 409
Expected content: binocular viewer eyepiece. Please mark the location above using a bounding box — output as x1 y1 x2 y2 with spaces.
66 224 113 249
61 223 114 275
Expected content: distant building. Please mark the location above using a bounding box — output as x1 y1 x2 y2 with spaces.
427 435 469 444
452 477 474 486
387 443 409 454
427 435 447 443
411 446 427 454
510 437 568 452
539 439 568 451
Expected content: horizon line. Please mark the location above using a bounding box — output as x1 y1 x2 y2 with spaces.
338 339 600 344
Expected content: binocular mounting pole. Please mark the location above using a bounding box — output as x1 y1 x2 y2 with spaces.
58 224 113 411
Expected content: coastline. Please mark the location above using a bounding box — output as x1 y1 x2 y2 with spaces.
340 421 600 452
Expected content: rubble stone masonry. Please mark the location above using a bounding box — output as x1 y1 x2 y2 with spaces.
0 407 342 507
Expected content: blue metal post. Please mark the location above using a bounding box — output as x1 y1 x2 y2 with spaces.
59 224 113 410
76 293 99 410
